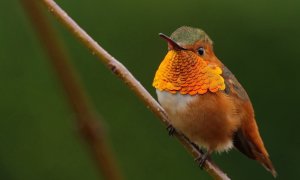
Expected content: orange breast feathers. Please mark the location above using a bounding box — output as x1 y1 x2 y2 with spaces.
153 50 225 95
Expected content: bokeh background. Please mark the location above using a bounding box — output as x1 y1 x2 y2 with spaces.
1 0 299 179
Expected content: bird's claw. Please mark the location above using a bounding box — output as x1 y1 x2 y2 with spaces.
167 125 176 136
194 152 210 169
195 156 206 169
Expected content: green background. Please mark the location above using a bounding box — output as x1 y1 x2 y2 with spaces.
1 0 299 179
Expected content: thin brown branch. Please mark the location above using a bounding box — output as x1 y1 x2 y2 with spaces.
21 0 123 180
40 0 230 179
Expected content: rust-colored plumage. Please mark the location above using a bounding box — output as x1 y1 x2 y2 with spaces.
153 26 277 177
153 50 225 95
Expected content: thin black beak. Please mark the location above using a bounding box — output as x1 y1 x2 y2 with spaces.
159 33 186 50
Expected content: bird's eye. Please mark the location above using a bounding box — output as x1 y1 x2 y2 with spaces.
198 47 205 55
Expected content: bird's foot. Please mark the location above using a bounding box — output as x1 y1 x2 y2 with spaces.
194 151 211 169
166 124 176 136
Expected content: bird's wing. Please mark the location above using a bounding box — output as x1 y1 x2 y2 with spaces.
221 65 276 176
221 66 249 101
221 66 266 157
221 66 256 158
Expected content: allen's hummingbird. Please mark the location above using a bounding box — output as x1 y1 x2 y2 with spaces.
153 26 277 177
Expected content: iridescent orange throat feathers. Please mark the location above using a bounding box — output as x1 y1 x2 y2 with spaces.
153 50 225 95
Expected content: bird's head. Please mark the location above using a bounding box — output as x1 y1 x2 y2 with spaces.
153 26 225 95
159 26 218 64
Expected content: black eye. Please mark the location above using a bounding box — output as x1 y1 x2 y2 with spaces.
198 47 205 55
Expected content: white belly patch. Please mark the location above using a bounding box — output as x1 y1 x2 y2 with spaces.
156 90 194 115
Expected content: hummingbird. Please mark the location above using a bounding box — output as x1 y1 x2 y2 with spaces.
153 26 277 177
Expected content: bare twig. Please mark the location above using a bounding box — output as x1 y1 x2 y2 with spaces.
40 0 230 179
21 0 123 180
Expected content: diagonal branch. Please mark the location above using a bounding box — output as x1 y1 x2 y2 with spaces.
40 0 230 179
21 0 123 180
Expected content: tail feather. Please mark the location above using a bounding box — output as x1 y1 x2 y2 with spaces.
255 152 277 178
233 119 277 177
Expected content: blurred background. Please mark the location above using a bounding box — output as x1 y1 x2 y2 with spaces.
1 0 299 179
